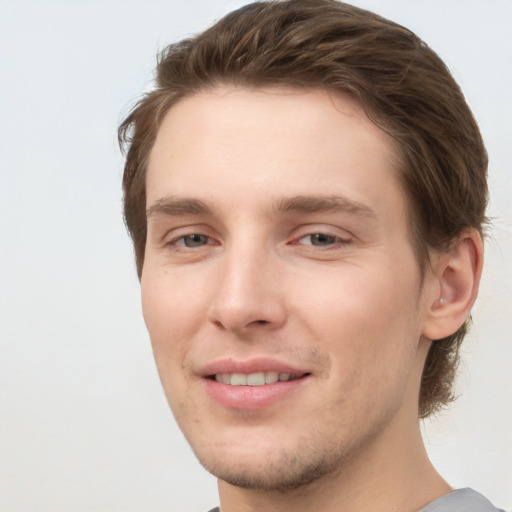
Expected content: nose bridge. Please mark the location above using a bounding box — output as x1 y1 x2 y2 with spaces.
208 233 286 332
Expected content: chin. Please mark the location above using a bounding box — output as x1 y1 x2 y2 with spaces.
194 439 345 491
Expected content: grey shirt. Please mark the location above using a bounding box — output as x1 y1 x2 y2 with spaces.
420 488 506 512
206 488 506 512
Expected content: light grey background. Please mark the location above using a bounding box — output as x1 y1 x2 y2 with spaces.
0 1 510 511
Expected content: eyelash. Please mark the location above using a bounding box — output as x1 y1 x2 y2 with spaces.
294 233 349 248
168 231 349 250
170 233 215 248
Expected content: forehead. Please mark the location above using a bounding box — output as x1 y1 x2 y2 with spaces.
146 86 404 220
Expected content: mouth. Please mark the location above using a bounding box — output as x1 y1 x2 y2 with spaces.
200 357 312 408
210 371 308 386
201 360 312 409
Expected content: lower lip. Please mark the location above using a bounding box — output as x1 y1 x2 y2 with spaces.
203 377 309 410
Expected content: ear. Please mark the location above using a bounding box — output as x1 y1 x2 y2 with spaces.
422 229 484 341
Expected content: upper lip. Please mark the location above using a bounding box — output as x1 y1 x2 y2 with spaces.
199 357 310 378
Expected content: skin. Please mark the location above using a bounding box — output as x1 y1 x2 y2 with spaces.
141 87 482 512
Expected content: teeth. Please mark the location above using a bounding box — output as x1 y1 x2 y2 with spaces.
231 373 247 386
214 371 299 386
247 372 265 386
265 371 279 384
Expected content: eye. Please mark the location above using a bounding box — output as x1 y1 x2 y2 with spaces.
298 233 344 247
173 234 211 247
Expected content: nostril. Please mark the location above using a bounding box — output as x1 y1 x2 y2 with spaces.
255 320 268 325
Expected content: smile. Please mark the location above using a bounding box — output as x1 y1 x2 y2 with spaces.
213 371 302 386
205 370 310 409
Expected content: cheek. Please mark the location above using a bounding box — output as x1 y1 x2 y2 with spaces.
140 269 207 422
300 274 421 430
140 267 209 393
299 262 418 329
294 263 421 380
141 267 207 340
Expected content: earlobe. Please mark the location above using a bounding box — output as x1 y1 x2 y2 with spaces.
422 229 484 341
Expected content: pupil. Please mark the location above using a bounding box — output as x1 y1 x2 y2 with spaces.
312 233 334 245
185 234 206 247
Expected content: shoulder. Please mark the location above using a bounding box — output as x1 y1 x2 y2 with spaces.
420 488 507 512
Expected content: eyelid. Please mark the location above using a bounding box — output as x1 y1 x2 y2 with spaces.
168 232 216 246
173 234 205 245
298 233 346 243
293 234 351 251
161 223 218 247
290 224 353 243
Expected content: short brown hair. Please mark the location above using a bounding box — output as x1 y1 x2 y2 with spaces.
118 0 488 418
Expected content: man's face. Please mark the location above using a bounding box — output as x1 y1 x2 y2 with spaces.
142 87 434 490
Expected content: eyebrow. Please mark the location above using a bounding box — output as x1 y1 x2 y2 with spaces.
146 194 376 220
146 197 213 218
272 194 376 220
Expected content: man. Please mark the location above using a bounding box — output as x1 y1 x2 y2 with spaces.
118 1 504 511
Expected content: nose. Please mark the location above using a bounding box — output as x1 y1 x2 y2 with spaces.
207 242 287 334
